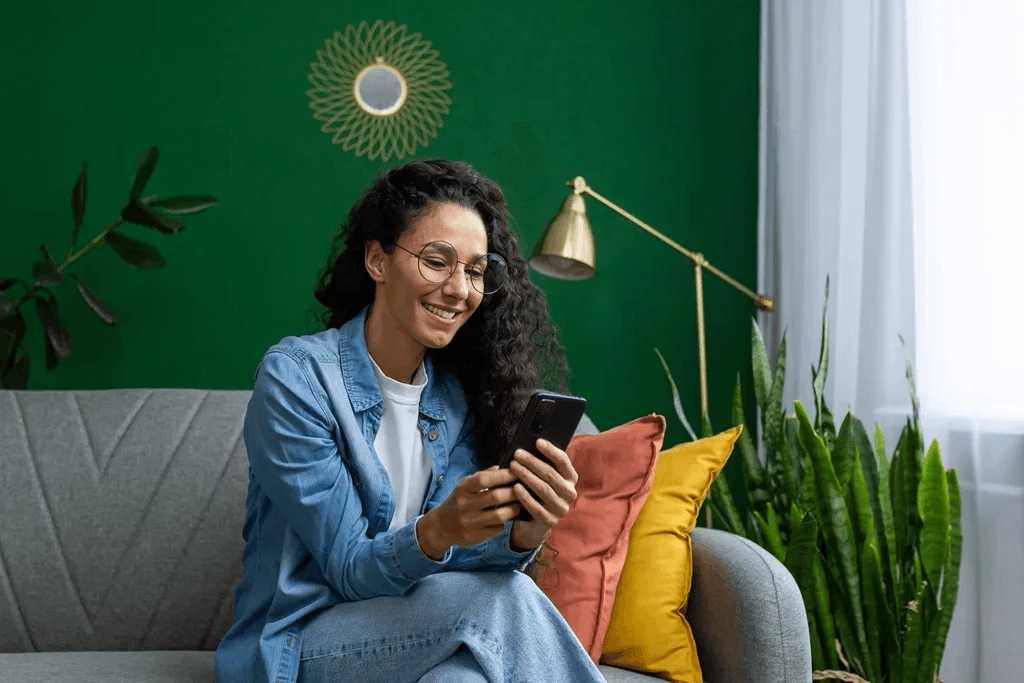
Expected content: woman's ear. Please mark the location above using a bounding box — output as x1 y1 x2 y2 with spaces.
364 241 387 283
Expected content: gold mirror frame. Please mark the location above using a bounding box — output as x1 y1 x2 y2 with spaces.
307 21 452 162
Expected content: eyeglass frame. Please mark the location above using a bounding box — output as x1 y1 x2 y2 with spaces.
391 240 507 295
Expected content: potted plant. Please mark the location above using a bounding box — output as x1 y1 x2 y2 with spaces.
659 280 960 683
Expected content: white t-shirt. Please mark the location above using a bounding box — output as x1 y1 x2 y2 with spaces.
368 354 432 530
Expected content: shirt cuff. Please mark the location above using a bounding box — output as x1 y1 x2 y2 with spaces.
484 521 543 571
392 516 451 580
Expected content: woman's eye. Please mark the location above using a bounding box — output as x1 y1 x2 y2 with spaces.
424 258 449 270
468 268 486 279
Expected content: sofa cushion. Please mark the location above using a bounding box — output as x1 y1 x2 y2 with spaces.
0 650 663 683
0 651 214 683
532 414 667 662
601 426 743 682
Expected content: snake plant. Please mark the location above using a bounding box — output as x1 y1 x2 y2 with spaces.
659 278 961 683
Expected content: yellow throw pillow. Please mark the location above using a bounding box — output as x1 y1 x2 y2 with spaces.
600 426 743 682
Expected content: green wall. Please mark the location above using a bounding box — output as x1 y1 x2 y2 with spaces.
0 1 761 451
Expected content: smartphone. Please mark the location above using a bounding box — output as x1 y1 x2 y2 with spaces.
500 389 588 521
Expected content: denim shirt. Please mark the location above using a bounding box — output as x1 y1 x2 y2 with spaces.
215 307 540 683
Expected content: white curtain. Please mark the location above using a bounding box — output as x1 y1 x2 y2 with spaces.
759 1 1024 681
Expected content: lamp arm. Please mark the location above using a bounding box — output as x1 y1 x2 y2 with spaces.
579 182 772 311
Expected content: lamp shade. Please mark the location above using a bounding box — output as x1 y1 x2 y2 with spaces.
529 193 596 280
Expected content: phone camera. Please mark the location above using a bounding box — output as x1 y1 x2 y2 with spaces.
529 399 556 434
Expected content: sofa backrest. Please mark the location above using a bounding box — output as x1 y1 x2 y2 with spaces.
0 389 600 654
0 389 250 653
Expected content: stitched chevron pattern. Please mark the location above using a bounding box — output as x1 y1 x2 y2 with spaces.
0 390 251 653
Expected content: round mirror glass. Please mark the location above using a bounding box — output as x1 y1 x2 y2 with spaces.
355 65 407 116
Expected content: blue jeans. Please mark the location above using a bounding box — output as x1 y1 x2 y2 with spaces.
296 571 605 683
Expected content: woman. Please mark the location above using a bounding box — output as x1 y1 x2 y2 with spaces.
215 160 606 683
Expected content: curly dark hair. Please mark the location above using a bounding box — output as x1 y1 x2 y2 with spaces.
311 159 569 469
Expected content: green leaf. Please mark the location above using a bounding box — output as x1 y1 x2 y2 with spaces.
710 474 745 536
1 312 27 369
861 540 884 683
33 245 63 287
33 295 71 358
875 423 900 607
813 553 839 669
853 418 884 550
733 374 767 506
0 351 30 389
785 514 826 669
654 348 697 441
701 410 714 439
708 497 740 535
784 415 804 502
902 578 927 681
44 334 59 370
823 558 866 677
751 318 772 413
795 400 870 675
71 162 87 248
71 275 115 325
895 419 923 587
892 421 913 582
147 194 217 215
851 444 877 566
833 413 857 491
129 146 160 199
708 497 738 535
764 332 787 449
121 198 184 234
812 276 830 430
820 393 837 453
754 503 786 562
745 510 765 545
917 440 950 588
105 231 167 269
899 334 920 431
917 469 962 683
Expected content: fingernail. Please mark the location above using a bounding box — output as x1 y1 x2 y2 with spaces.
536 439 549 448
514 450 526 460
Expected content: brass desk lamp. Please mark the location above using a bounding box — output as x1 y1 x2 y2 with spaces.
530 176 775 421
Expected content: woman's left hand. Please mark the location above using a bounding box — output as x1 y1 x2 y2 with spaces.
508 438 578 551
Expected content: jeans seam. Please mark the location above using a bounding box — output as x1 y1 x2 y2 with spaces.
459 622 514 683
299 631 446 662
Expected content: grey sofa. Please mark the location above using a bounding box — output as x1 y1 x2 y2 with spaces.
0 389 810 683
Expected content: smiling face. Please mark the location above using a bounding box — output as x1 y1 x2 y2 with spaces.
365 202 489 355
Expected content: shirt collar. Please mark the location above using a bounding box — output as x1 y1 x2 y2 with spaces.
338 306 446 421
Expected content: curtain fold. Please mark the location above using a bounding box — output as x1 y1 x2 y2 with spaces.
759 1 1024 680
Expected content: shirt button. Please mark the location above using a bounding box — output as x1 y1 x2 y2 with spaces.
437 475 445 483
429 432 438 441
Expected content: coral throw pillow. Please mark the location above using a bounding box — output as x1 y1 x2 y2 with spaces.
600 426 743 682
531 414 667 662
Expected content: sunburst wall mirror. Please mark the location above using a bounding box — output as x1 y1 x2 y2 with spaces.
307 20 452 162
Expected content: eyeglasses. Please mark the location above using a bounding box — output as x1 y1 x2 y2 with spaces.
393 240 508 295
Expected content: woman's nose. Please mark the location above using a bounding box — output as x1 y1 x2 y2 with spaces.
442 264 471 299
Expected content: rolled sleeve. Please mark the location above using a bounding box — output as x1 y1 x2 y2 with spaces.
484 521 543 571
446 520 541 573
393 515 452 578
246 351 448 601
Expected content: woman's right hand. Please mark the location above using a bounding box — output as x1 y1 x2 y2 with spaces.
416 466 521 560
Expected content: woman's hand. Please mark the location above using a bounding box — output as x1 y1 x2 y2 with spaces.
508 438 578 551
417 466 521 560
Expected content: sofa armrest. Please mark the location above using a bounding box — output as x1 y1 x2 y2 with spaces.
686 528 811 683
